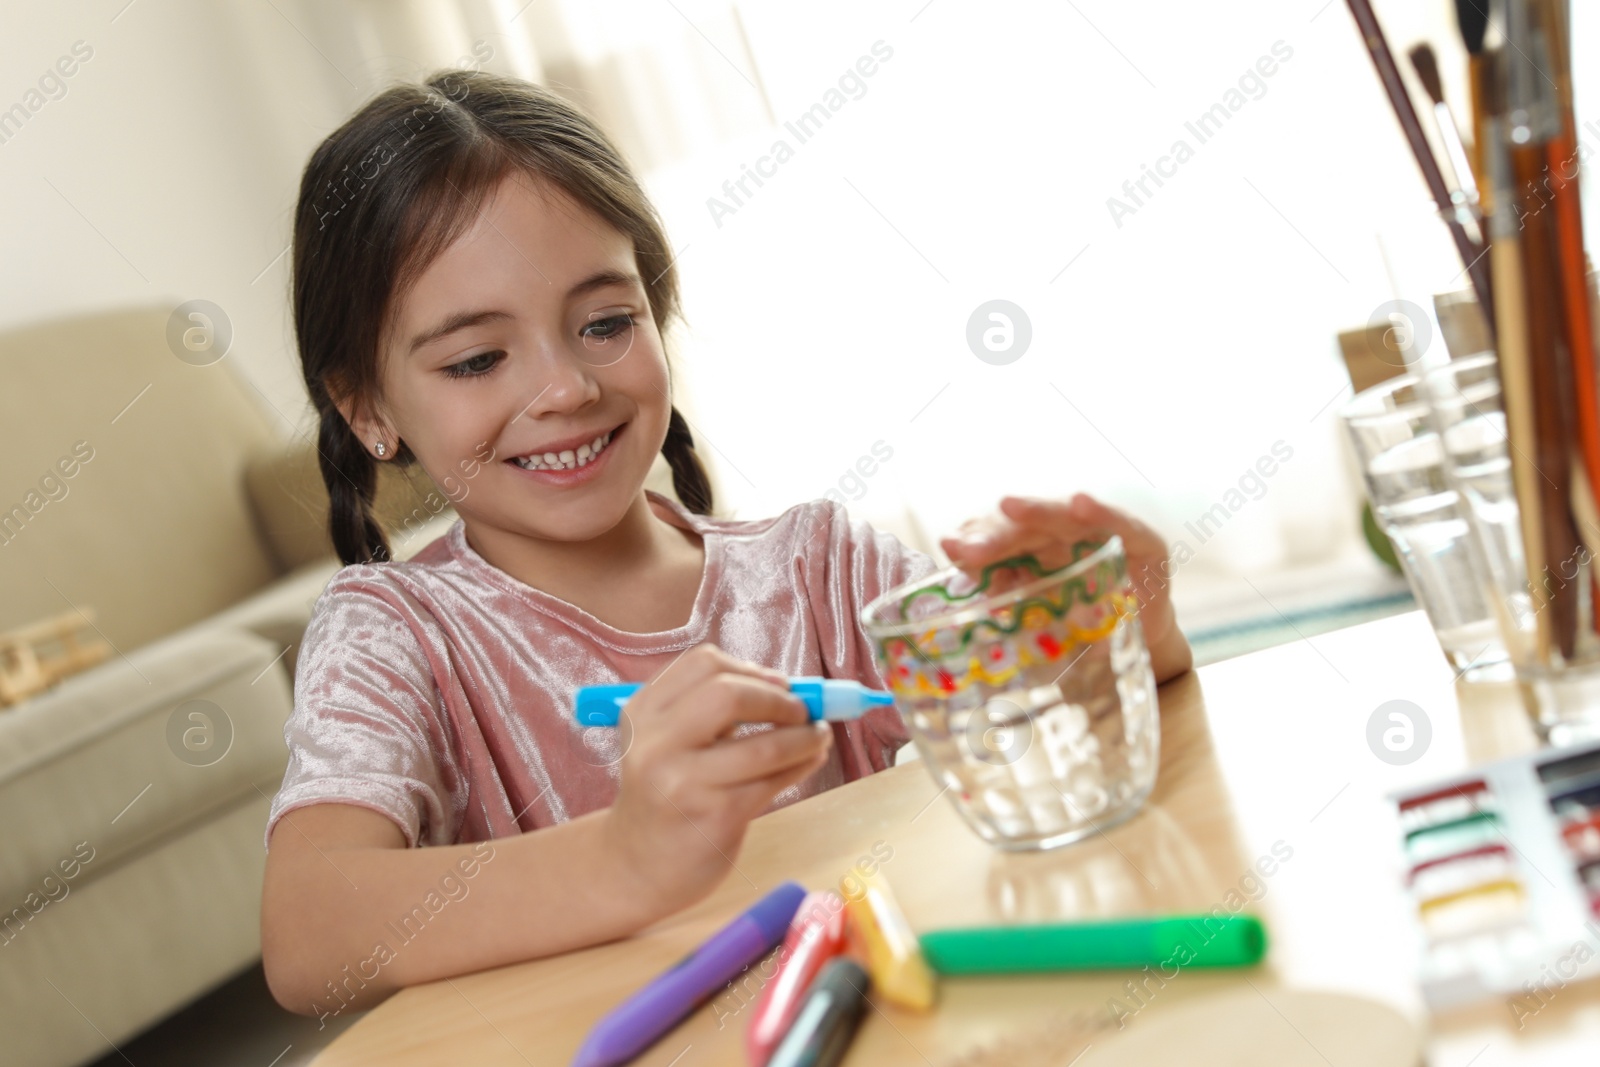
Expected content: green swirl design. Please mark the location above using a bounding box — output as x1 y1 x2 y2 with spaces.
894 541 1102 617
876 544 1129 664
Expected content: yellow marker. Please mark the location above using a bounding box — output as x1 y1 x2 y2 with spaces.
841 869 937 1011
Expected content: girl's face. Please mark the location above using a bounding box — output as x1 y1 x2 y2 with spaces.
362 171 672 543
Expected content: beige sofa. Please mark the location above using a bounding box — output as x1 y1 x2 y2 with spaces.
0 306 463 1067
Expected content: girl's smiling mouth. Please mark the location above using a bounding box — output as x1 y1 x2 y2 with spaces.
506 422 624 482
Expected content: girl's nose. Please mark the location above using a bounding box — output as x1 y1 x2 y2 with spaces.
513 344 600 419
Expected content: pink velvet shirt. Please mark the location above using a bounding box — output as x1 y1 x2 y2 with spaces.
263 490 941 850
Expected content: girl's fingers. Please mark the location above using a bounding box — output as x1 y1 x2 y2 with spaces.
1001 493 1168 557
724 744 833 819
940 509 1022 556
943 528 1077 573
1012 496 1182 617
940 493 1168 571
640 728 829 836
630 643 791 723
939 508 1076 571
692 721 832 788
665 674 808 749
938 512 1015 559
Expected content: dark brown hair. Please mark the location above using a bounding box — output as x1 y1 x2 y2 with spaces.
291 69 713 565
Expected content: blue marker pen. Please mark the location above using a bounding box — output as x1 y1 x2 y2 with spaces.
574 677 896 727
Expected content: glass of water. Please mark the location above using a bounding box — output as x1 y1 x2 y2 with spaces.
860 540 1159 851
1425 353 1600 743
1340 372 1510 676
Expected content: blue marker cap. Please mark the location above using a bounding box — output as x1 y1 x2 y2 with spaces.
574 684 643 727
574 677 896 727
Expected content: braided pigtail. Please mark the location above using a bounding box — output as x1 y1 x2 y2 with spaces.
660 405 714 515
312 379 394 565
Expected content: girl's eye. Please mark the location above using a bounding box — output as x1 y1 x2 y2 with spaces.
581 314 633 342
443 350 503 379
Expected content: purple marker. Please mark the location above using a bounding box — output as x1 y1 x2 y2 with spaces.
571 881 808 1067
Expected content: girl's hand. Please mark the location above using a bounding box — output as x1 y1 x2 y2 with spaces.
937 493 1193 684
603 644 832 915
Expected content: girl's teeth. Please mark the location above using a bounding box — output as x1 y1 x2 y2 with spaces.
515 429 615 471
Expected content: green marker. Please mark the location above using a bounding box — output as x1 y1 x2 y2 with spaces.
919 915 1267 974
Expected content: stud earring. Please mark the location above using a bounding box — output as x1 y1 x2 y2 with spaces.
373 441 387 458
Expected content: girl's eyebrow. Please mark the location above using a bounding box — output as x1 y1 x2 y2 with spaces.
567 268 641 300
408 309 513 356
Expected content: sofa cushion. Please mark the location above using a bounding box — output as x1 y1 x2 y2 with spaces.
0 306 282 654
0 792 276 1067
203 558 342 682
0 626 292 908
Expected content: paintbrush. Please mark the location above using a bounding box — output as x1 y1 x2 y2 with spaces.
1481 44 1552 665
1502 0 1583 660
1455 0 1490 204
1343 0 1495 338
1531 0 1600 639
1409 42 1482 245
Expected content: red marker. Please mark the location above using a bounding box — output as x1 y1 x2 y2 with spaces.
746 890 849 1065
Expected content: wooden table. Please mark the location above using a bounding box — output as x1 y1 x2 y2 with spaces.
313 610 1600 1066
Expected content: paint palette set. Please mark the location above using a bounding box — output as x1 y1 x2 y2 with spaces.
1391 739 1600 1010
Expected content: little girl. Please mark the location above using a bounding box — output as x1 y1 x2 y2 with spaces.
260 69 1192 1019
